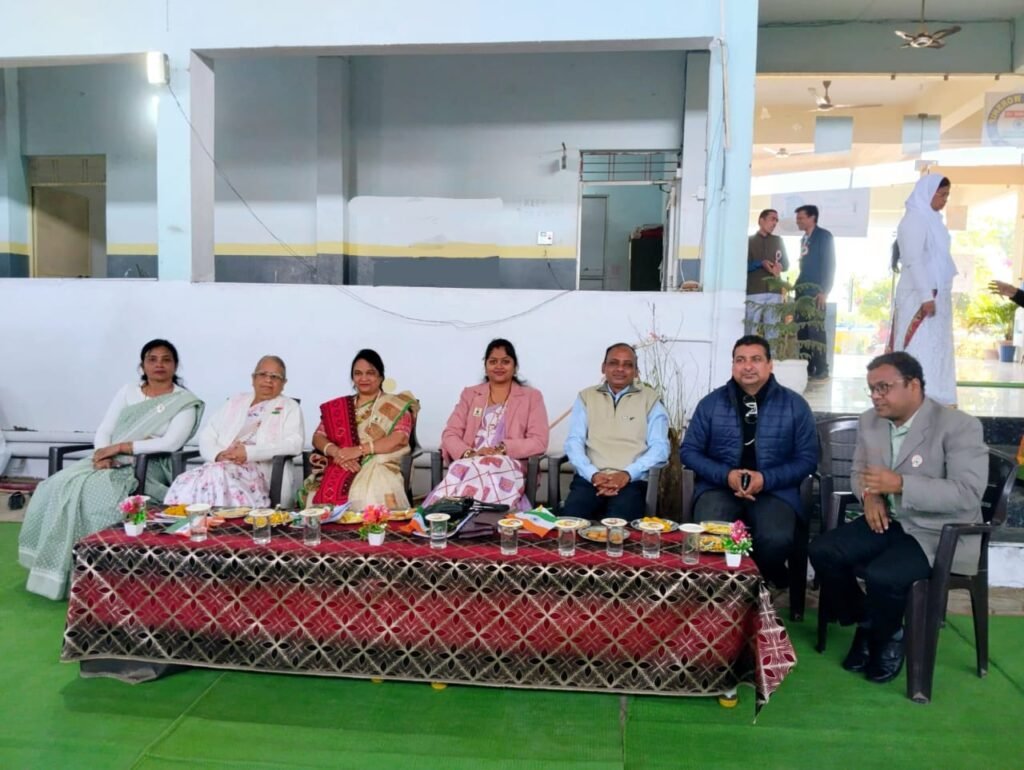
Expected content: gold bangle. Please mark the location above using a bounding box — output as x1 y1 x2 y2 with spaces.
369 440 375 455
322 441 335 457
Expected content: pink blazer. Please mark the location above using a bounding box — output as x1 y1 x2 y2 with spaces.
440 381 550 468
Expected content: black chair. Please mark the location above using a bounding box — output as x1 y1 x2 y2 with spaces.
816 448 1017 704
679 467 813 621
816 416 860 524
48 443 170 496
430 450 542 506
546 455 662 517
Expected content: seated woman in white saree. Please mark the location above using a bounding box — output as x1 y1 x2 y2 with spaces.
297 349 419 510
165 355 304 507
18 339 204 600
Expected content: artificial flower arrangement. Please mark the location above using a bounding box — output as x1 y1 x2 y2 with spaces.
119 495 149 525
720 520 753 556
358 504 389 541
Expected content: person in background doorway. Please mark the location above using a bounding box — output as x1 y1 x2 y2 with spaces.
794 204 835 383
745 208 789 340
890 176 957 407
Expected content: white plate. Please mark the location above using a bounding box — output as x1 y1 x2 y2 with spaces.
629 517 679 533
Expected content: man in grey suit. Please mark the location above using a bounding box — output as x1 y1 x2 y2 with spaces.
809 352 987 684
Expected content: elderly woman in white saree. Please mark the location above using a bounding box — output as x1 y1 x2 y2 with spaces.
890 175 957 407
18 339 204 600
165 355 304 507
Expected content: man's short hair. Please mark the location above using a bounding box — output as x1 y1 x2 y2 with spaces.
795 204 819 222
758 208 778 221
732 334 772 361
867 351 926 395
604 342 637 363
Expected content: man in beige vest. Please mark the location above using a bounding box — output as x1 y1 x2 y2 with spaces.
562 343 670 520
809 352 987 685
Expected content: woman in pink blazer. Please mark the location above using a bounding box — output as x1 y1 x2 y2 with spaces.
424 339 549 509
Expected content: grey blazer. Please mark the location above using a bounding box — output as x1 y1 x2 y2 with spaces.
852 398 988 575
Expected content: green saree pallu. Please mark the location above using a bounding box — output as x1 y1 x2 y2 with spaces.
18 390 204 600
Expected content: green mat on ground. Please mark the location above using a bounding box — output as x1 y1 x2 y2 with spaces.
2 522 1021 769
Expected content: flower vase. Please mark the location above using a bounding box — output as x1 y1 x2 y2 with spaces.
725 551 742 568
124 520 145 537
368 530 386 546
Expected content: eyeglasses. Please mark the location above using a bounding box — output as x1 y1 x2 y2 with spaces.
866 378 907 397
253 371 285 381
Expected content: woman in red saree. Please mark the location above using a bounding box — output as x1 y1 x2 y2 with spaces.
297 349 418 509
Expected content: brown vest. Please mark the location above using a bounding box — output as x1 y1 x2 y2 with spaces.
579 383 661 471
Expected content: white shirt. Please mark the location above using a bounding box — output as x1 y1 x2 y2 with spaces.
93 383 197 453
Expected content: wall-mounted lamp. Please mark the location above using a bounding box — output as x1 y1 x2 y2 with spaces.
560 142 567 170
146 52 169 85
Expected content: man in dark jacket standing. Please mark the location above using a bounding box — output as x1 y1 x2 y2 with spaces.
681 335 818 586
795 204 835 382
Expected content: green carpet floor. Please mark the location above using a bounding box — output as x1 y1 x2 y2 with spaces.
2 521 1022 769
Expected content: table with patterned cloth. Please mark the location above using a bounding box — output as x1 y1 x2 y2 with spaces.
61 523 797 711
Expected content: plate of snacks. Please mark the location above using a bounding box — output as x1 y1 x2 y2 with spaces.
216 506 252 519
698 521 731 552
629 516 678 533
386 508 416 521
579 525 631 543
339 510 364 525
244 508 295 527
162 505 189 518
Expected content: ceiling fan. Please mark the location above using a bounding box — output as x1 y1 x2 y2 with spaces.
808 80 881 112
894 0 962 49
762 147 813 159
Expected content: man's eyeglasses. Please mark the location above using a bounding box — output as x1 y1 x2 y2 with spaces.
253 371 285 382
866 378 908 397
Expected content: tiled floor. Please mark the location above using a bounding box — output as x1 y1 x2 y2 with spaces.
804 355 1024 418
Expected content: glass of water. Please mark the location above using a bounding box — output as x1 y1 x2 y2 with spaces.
601 517 627 558
555 519 577 558
498 518 522 556
680 523 704 565
638 521 663 559
425 513 450 550
186 504 211 543
303 512 321 547
250 509 273 546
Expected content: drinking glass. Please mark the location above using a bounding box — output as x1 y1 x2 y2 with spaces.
498 518 522 556
425 513 450 550
601 517 627 558
303 512 321 547
186 504 211 543
680 523 704 565
639 521 662 559
555 519 577 558
251 509 273 546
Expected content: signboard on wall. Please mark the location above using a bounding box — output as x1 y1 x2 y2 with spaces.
770 188 870 238
982 92 1024 147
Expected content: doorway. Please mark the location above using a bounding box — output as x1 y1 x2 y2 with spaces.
28 155 106 278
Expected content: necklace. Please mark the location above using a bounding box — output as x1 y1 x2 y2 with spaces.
487 385 511 407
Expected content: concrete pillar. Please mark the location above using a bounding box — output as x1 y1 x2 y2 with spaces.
703 1 758 382
0 70 30 277
677 51 709 288
157 51 215 281
315 57 351 284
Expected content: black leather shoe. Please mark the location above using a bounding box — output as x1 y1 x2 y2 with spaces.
841 626 872 673
866 632 905 684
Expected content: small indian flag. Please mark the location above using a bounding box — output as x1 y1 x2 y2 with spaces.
401 508 427 535
512 506 557 536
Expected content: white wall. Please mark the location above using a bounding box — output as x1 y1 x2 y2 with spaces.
0 280 732 453
19 63 158 250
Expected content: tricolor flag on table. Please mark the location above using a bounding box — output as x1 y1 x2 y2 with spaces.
401 507 427 535
511 506 557 536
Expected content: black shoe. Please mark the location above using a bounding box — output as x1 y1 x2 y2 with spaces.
866 631 905 684
841 627 872 673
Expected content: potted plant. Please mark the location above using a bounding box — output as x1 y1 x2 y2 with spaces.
720 520 753 568
119 495 150 536
745 279 826 394
359 504 389 546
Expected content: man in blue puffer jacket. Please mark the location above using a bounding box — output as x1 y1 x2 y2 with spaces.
681 335 818 586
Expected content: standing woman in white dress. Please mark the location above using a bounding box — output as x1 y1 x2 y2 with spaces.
891 175 957 406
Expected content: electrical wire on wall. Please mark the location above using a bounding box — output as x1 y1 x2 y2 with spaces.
164 82 572 329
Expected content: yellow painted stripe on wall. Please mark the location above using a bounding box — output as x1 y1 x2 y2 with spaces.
0 241 30 255
338 241 576 260
215 243 317 257
677 245 700 258
107 243 158 256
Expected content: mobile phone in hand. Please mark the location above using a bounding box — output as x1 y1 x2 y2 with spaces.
740 472 751 491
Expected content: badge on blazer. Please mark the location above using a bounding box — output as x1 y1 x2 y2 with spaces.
472 407 483 417
911 454 923 468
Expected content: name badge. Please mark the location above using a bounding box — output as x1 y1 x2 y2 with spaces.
911 454 923 468
472 407 483 417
